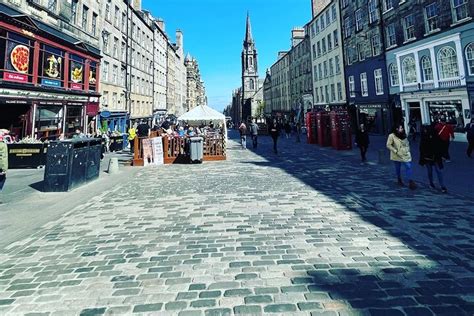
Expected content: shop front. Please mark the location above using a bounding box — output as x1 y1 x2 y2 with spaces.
355 103 393 135
400 89 471 138
0 6 101 141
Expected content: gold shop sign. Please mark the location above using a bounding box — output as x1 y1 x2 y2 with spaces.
10 148 41 156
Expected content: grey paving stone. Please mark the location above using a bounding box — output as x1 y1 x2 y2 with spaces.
79 307 106 316
190 299 216 308
233 305 262 315
204 308 232 316
223 289 252 297
132 303 163 313
264 304 297 313
199 291 221 299
244 295 273 304
298 302 323 311
165 301 187 311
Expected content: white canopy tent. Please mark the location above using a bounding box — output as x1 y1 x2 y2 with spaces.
177 105 228 141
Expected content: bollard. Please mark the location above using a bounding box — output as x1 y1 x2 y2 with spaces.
378 149 389 165
108 157 119 174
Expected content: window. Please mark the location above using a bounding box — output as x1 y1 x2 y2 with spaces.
318 64 322 79
425 3 439 33
382 0 393 12
386 23 396 47
92 13 97 36
323 61 328 77
360 73 368 96
113 37 118 58
452 0 469 23
349 76 355 97
47 0 56 12
466 43 474 75
120 67 126 86
368 0 378 24
102 61 109 82
71 0 78 24
82 5 89 31
374 69 384 95
438 46 459 79
371 34 381 56
355 9 363 32
103 32 109 53
122 12 127 33
314 65 318 81
105 0 111 21
421 56 433 81
312 44 316 59
317 42 321 56
335 55 341 74
325 85 329 101
330 84 336 102
326 11 331 25
329 58 334 76
389 63 399 86
103 91 109 107
121 41 126 61
112 65 118 84
403 14 416 41
333 30 339 47
402 56 417 83
358 42 365 61
315 19 320 33
332 5 337 21
114 6 120 28
321 14 326 29
320 87 324 102
327 34 332 51
344 17 352 38
322 38 326 54
337 82 343 100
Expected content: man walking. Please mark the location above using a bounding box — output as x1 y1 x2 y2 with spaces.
434 116 454 162
239 121 247 149
466 118 474 158
249 119 259 148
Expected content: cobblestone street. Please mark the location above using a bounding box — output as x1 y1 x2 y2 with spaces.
1 134 473 315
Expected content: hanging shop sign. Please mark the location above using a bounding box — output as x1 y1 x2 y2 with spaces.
100 111 111 118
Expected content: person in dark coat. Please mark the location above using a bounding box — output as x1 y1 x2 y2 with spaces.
355 123 369 163
465 118 474 158
269 119 281 154
419 125 447 193
284 121 292 139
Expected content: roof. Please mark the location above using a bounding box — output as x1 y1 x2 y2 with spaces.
0 3 101 57
178 105 225 123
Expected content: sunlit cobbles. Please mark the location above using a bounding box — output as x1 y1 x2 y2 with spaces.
263 304 297 313
132 303 163 313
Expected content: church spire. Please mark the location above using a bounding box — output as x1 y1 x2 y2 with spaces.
244 12 253 45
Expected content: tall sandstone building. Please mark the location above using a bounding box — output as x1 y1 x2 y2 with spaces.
312 0 331 17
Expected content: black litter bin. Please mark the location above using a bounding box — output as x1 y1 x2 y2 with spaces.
43 138 102 192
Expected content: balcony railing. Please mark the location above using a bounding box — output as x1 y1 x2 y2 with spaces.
439 78 462 88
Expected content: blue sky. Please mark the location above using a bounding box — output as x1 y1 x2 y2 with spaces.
142 0 311 112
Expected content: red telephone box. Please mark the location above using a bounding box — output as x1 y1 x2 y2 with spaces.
306 111 317 144
330 110 352 150
316 111 331 147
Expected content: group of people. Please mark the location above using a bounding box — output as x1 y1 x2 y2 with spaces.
354 117 474 193
238 119 302 154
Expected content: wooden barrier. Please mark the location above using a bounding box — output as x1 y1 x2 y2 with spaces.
162 135 226 164
203 135 226 161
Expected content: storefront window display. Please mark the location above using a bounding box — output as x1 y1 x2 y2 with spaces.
39 44 64 88
358 105 390 134
69 54 84 90
0 31 35 84
427 100 465 132
65 105 84 137
89 61 97 92
35 105 63 140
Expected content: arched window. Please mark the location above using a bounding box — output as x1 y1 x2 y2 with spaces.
402 56 417 84
421 56 433 81
389 63 399 86
249 79 254 90
438 46 459 79
466 42 474 75
249 56 253 66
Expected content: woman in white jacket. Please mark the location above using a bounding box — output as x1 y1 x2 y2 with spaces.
386 124 416 190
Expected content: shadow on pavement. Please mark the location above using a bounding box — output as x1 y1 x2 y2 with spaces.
233 130 474 315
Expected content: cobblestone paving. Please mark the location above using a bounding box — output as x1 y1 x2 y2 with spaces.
0 134 473 315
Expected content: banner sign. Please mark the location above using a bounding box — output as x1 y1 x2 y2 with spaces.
151 137 164 166
3 72 28 83
142 138 153 166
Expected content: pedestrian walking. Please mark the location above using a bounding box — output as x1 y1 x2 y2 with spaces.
465 118 474 158
249 119 259 148
0 134 8 201
284 121 292 139
128 124 137 154
355 123 369 163
386 124 417 190
434 116 454 162
296 122 301 143
419 125 447 193
269 119 280 154
239 121 247 149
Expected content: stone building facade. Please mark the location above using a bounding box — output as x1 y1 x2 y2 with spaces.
383 0 474 136
151 18 168 114
308 0 345 111
267 52 291 116
185 54 206 110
